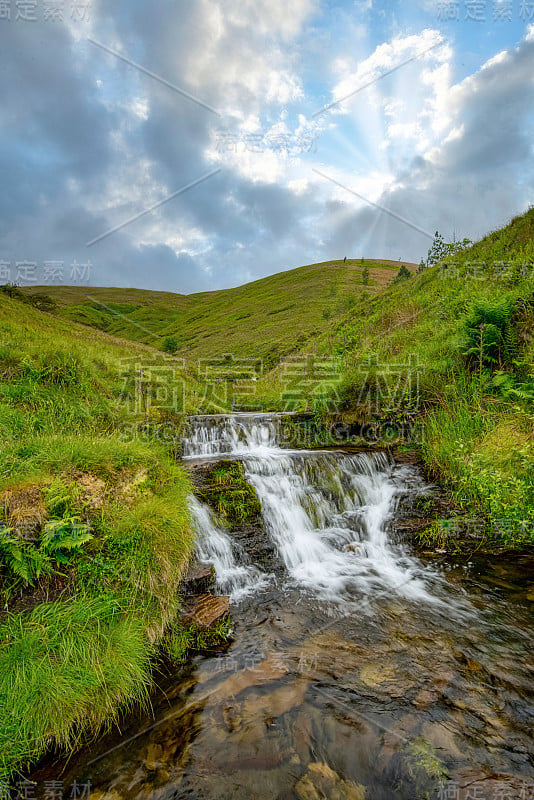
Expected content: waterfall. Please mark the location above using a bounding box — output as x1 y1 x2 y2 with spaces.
183 413 279 458
189 495 271 601
242 451 436 604
185 414 446 608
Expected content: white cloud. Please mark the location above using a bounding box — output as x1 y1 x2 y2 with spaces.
184 0 312 114
329 28 446 114
2 0 533 293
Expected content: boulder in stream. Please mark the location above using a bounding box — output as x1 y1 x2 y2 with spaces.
180 593 230 627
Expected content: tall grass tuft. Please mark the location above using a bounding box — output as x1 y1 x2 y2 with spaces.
0 595 153 781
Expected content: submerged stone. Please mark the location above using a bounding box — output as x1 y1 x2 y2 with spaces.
209 652 289 703
294 762 366 800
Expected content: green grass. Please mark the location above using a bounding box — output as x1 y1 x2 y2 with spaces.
196 460 263 526
1 206 533 780
252 209 534 546
163 617 233 663
0 294 196 780
0 596 153 779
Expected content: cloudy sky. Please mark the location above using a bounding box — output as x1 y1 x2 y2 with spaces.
1 0 533 293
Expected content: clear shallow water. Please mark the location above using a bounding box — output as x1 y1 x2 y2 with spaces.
30 415 534 800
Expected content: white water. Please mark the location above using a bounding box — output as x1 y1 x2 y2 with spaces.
185 415 459 609
188 495 270 602
183 414 279 458
243 451 437 605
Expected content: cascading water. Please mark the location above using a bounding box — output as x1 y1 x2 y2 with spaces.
188 495 270 601
243 451 436 604
183 413 279 458
185 414 450 609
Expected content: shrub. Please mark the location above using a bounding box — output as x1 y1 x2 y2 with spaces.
161 336 179 354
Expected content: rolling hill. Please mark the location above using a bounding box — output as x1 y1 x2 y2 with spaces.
20 258 418 364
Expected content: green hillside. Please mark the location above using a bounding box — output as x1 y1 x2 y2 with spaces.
462 206 534 262
1 208 533 781
255 208 534 548
22 258 417 363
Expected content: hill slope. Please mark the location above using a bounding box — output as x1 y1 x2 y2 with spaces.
1 207 533 780
253 208 534 548
21 258 417 364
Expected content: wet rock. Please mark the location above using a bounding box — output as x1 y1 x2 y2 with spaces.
431 669 454 694
190 765 297 800
317 714 378 781
196 718 290 773
294 762 366 800
421 721 463 759
227 522 281 572
180 594 230 627
465 657 482 672
222 702 242 732
183 561 215 594
376 714 420 774
144 742 163 771
293 711 314 762
287 630 368 680
455 767 534 799
86 791 123 800
241 682 307 722
412 688 437 708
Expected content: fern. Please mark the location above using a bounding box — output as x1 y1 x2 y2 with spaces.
507 384 534 402
40 518 93 563
0 528 51 586
43 479 78 518
462 296 517 371
0 518 93 586
503 322 518 365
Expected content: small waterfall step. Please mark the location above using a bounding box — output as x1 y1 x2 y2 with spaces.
183 413 281 458
185 413 457 612
189 495 271 602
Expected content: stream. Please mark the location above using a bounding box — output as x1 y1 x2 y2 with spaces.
31 414 534 800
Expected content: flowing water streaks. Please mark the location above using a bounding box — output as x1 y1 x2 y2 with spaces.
186 414 470 614
189 495 271 602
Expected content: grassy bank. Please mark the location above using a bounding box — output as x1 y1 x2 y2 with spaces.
1 207 533 779
0 295 196 780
